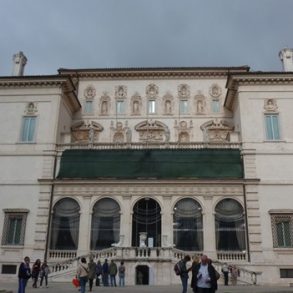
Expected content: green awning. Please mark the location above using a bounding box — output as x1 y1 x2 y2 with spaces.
57 149 243 179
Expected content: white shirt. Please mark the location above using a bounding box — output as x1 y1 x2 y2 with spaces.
197 264 211 288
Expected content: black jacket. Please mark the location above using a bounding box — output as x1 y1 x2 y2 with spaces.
191 263 218 292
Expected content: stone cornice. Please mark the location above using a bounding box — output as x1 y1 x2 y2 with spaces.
225 73 293 110
58 67 249 80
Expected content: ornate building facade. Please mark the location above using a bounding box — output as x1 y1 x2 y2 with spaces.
1 50 293 285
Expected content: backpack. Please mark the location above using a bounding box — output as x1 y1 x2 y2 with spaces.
174 261 182 276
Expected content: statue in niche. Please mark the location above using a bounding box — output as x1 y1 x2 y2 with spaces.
179 132 189 143
126 127 132 143
165 100 172 114
133 100 140 114
264 98 278 112
197 99 205 114
101 101 108 114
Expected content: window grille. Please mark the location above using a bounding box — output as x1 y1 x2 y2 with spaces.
271 214 293 248
2 212 27 245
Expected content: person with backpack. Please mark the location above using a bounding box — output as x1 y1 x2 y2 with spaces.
118 261 126 286
76 257 89 293
175 255 191 293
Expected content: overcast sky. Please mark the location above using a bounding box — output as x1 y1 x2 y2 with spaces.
1 0 292 76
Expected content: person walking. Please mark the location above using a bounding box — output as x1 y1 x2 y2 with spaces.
109 259 118 287
95 260 102 286
76 257 89 293
221 263 229 286
230 265 239 286
118 261 126 286
178 255 191 293
31 259 41 288
191 255 218 293
39 260 50 288
87 258 96 292
18 256 31 293
102 259 109 286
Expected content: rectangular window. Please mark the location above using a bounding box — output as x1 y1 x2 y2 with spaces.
2 213 27 246
280 269 293 278
179 100 188 114
211 100 220 113
148 100 156 114
116 101 125 114
271 214 293 248
20 116 36 142
1 265 17 274
84 100 93 114
265 114 280 140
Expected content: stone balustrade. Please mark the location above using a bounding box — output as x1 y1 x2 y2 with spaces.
217 251 247 261
49 250 77 260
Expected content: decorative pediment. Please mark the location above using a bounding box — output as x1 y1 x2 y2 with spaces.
201 119 234 142
146 84 159 99
115 85 127 99
135 120 167 142
71 121 103 143
174 120 193 143
25 102 37 115
178 84 190 99
110 121 132 143
209 84 222 98
264 98 278 112
84 85 96 99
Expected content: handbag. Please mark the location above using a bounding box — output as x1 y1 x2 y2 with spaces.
72 277 80 288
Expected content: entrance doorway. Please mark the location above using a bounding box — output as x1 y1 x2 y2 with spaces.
136 265 149 285
132 198 161 247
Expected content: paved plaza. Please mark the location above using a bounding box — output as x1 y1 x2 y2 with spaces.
1 282 293 293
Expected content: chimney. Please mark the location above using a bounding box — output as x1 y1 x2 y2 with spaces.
12 51 27 76
279 48 293 72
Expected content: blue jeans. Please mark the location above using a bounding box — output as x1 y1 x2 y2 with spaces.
79 276 88 293
119 275 125 286
18 278 28 293
110 275 116 286
102 273 109 286
180 275 188 293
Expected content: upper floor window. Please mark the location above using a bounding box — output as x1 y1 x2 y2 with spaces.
265 114 280 140
116 100 125 115
20 116 36 142
271 213 293 248
84 100 93 114
2 211 28 246
148 100 156 114
179 100 188 114
211 99 220 113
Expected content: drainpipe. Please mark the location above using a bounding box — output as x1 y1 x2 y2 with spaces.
44 151 58 261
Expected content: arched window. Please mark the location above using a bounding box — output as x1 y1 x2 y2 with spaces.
91 198 120 250
50 198 80 250
215 199 246 251
173 199 203 251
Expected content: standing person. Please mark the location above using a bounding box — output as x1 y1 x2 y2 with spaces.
230 265 239 286
178 255 191 293
221 263 229 286
18 256 31 293
102 259 109 286
31 259 41 288
109 259 118 287
39 260 50 288
77 257 89 293
87 258 96 292
118 261 126 287
95 260 102 286
191 255 218 293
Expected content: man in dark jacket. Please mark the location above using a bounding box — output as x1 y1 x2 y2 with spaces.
179 255 191 293
18 256 31 293
191 255 218 293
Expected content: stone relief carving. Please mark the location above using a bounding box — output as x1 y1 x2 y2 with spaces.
163 93 173 115
25 102 37 115
175 120 193 143
131 93 142 115
115 85 127 99
84 85 96 99
146 84 159 99
135 120 167 142
264 98 278 112
178 84 190 99
194 93 206 114
71 121 103 143
209 84 222 98
110 121 132 143
200 119 234 142
99 92 110 115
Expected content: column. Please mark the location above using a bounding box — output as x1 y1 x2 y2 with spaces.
161 196 173 247
121 195 132 247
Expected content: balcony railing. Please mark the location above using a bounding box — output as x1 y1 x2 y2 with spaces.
217 250 247 262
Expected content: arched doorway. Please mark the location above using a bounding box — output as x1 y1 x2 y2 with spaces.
136 265 149 285
132 198 161 247
215 199 246 251
173 198 203 251
91 198 120 250
50 198 80 250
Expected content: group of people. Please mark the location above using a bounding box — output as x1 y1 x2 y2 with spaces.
177 254 240 293
76 258 126 293
18 256 50 293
